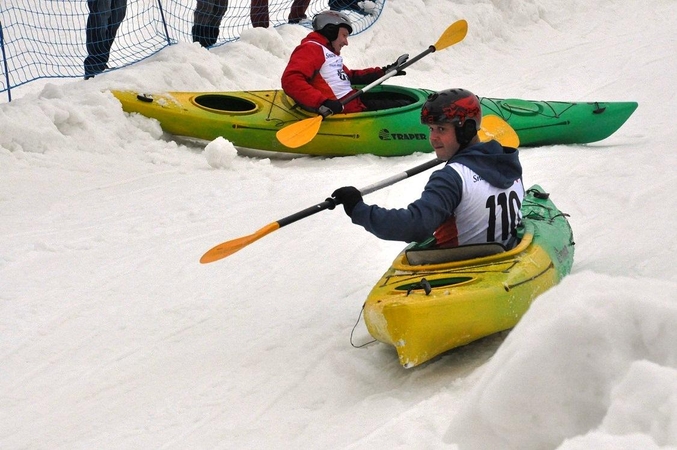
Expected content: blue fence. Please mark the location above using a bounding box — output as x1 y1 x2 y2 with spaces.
0 0 383 101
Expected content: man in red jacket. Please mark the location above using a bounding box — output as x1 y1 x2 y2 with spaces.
281 11 407 115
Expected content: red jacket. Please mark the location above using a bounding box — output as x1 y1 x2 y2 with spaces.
281 31 385 113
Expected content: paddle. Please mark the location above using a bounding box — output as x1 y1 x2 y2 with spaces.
276 19 469 149
479 115 520 148
199 158 444 264
199 115 518 264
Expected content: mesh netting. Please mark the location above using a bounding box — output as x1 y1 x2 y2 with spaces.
0 0 383 99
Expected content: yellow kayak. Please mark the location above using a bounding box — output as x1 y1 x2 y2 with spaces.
363 185 575 368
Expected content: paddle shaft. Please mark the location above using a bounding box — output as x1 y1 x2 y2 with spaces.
279 158 445 227
338 45 438 108
339 19 468 107
359 157 444 196
199 113 519 264
199 158 446 263
277 115 517 227
202 113 518 264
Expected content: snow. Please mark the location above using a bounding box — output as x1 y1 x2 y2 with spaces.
2 0 677 448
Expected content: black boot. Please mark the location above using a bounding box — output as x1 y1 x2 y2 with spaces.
192 24 217 48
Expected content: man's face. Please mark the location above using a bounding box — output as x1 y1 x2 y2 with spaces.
427 123 460 160
331 27 350 54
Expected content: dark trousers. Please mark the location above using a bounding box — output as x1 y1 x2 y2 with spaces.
288 0 311 22
250 0 269 28
251 0 311 27
84 0 127 78
193 0 229 47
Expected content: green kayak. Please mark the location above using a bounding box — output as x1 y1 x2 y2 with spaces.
112 85 637 157
481 97 638 146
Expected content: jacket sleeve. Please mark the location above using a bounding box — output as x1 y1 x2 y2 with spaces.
281 43 328 110
349 167 463 243
346 66 385 85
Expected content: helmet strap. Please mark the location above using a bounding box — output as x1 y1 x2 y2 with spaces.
319 24 339 42
455 120 478 148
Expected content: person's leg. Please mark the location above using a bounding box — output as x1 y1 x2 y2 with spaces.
288 0 310 22
205 0 228 43
108 0 127 38
84 0 113 78
193 0 219 47
250 0 269 28
98 0 127 67
208 0 228 28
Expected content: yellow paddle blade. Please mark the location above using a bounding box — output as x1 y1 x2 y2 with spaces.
479 115 520 148
433 19 468 50
276 115 324 149
200 222 280 264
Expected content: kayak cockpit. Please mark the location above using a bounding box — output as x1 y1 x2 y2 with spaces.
405 242 507 265
192 94 257 113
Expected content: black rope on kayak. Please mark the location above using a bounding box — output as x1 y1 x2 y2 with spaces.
480 97 511 121
549 212 576 246
522 194 576 247
592 102 607 114
406 278 432 296
350 302 376 349
542 100 576 119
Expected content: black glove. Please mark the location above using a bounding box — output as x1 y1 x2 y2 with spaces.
331 186 363 217
321 99 343 115
383 53 408 76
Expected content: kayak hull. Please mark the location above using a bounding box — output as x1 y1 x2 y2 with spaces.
481 97 638 146
363 185 575 368
112 86 637 156
113 86 430 157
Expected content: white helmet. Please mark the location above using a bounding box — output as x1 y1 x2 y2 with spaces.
312 11 353 41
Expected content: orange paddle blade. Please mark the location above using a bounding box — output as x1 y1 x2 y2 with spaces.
276 116 324 149
433 19 468 50
200 222 280 264
479 115 520 148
